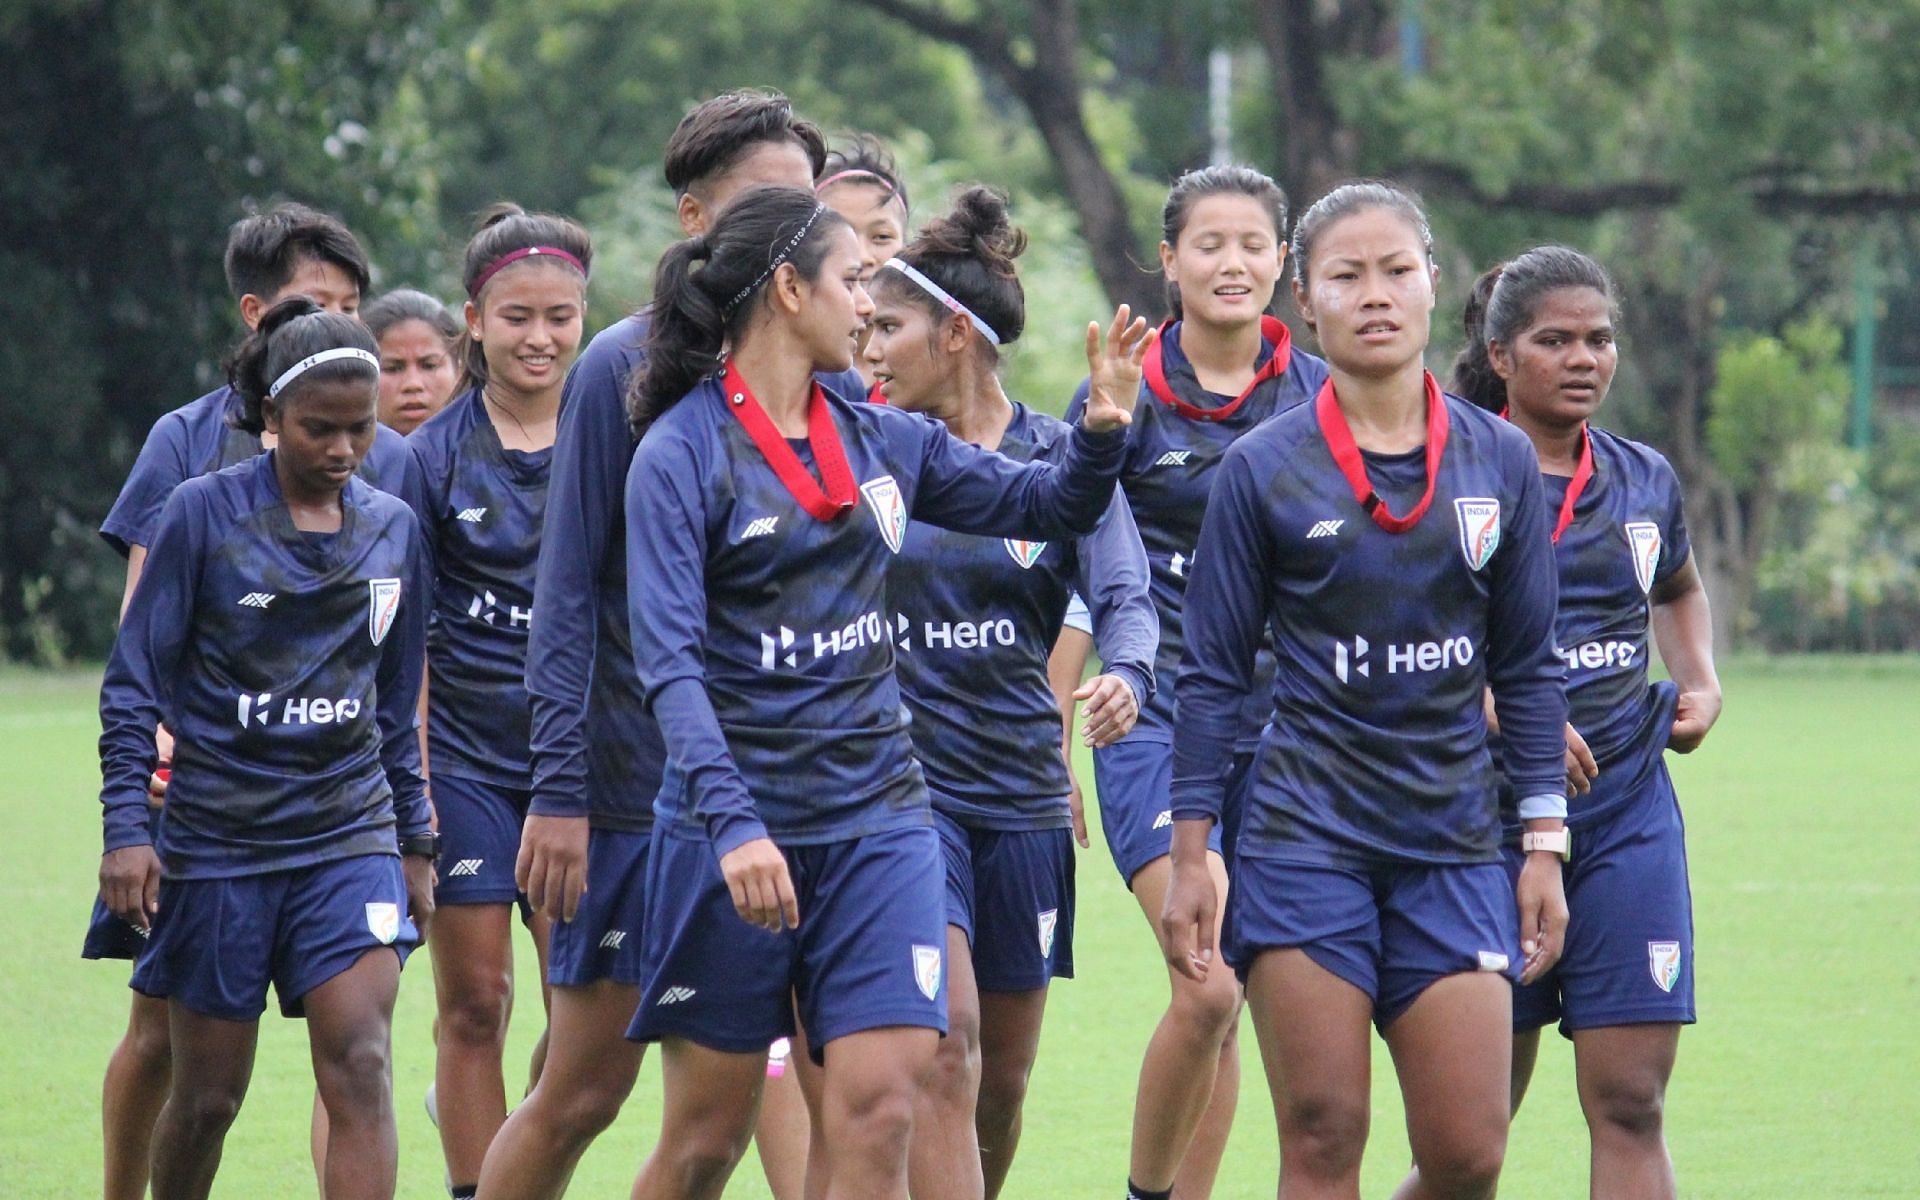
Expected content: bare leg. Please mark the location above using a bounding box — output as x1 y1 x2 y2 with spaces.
431 903 517 1191
755 1041 812 1200
306 949 403 1200
147 1003 259 1200
1245 949 1372 1200
790 1015 831 1200
102 992 172 1200
1125 853 1242 1196
1382 973 1513 1200
525 907 555 1094
820 1026 939 1200
1574 1024 1681 1200
311 1090 330 1198
1393 1026 1543 1198
477 980 645 1200
975 987 1048 1198
629 1040 766 1200
907 926 984 1200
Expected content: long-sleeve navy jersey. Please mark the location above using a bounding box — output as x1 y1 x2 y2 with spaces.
888 402 1158 830
1066 320 1328 749
99 455 431 879
626 379 1127 859
100 385 416 556
526 314 867 830
407 388 550 787
1171 390 1566 866
1499 427 1691 829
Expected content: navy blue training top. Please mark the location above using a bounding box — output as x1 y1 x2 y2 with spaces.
1172 394 1567 866
526 314 869 831
626 379 1127 858
889 402 1158 830
1499 427 1691 830
408 388 551 789
1066 321 1328 749
100 384 416 556
99 455 431 879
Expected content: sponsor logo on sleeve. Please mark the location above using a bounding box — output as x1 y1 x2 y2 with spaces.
861 475 909 554
368 578 403 645
1625 522 1663 595
912 944 944 1001
365 902 400 945
1648 941 1683 992
1004 539 1047 569
1454 498 1502 571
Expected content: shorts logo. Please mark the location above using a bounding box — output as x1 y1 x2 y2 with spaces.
1625 522 1662 594
1004 539 1047 569
365 902 400 945
861 475 909 554
1151 809 1172 830
658 986 697 1005
1648 941 1682 992
1476 950 1510 973
600 930 627 950
368 578 402 645
446 858 484 877
1454 498 1502 571
1037 909 1059 959
912 944 943 1001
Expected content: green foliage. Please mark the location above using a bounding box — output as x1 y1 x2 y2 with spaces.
1705 317 1848 491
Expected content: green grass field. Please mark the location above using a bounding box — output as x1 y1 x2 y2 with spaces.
3 659 1915 1197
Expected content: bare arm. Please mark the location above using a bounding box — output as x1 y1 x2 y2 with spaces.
1048 625 1095 848
1650 553 1721 752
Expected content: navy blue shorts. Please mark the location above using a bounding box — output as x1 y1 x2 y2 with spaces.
1510 762 1696 1036
1093 739 1223 887
82 896 152 962
628 825 948 1063
935 811 1074 993
1226 856 1520 1028
548 826 652 988
130 854 417 1022
433 774 532 912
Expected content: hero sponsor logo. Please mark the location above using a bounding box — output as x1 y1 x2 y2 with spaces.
469 589 532 628
760 611 888 670
1333 634 1476 684
237 692 365 728
1556 640 1639 672
902 614 1017 651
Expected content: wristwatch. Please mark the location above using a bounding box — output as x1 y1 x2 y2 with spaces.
1520 829 1572 861
399 831 441 861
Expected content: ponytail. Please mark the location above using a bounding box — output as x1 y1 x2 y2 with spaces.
1451 264 1508 413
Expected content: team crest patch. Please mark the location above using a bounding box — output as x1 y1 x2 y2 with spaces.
1037 909 1059 959
861 475 909 554
912 944 943 1001
1625 522 1663 595
367 578 402 645
1004 539 1048 569
365 902 400 945
1454 498 1501 571
1648 940 1682 992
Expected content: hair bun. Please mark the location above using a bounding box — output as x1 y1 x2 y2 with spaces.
949 186 1025 265
476 201 528 231
258 294 322 336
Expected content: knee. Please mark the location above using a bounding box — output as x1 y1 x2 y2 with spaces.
548 1074 633 1142
318 1032 393 1114
1168 971 1241 1043
974 1056 1032 1139
438 973 513 1047
1583 1071 1667 1143
1411 1123 1506 1197
1278 1093 1369 1180
921 1021 982 1105
833 1077 917 1156
660 1117 754 1192
124 1012 173 1074
171 1078 247 1137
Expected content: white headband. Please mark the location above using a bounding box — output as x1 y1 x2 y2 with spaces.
267 347 381 398
879 258 1001 346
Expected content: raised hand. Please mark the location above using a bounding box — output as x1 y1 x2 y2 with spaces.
1082 305 1156 433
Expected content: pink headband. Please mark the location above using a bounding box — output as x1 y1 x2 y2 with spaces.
469 246 588 298
814 169 898 198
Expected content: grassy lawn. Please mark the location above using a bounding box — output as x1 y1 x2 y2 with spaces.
2 657 1914 1196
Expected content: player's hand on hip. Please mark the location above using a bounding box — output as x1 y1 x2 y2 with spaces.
1668 688 1722 753
1564 723 1598 795
402 853 436 946
517 812 590 922
1158 851 1217 983
100 845 162 932
719 837 800 932
1515 852 1569 985
1076 673 1139 747
1081 305 1154 433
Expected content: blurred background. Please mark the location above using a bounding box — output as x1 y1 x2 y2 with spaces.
6 0 1920 663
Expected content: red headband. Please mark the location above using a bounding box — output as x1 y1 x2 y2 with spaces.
469 246 588 298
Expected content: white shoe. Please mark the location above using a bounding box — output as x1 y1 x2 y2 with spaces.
424 1082 440 1128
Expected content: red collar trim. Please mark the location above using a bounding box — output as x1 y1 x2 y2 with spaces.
1143 315 1293 422
1314 371 1450 534
721 361 856 521
1501 410 1593 543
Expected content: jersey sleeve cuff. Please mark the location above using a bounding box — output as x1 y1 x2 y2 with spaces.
1516 792 1569 821
1109 663 1152 711
708 812 771 860
527 790 590 821
102 798 154 852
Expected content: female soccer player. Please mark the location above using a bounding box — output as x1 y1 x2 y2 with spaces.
365 289 461 435
1162 181 1572 1200
90 202 410 1200
1050 164 1328 1200
864 186 1157 1199
97 297 434 1200
409 204 590 1199
623 183 1144 1200
817 133 910 387
1432 246 1720 1197
481 89 835 1200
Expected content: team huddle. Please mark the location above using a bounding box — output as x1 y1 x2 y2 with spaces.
88 88 1723 1200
